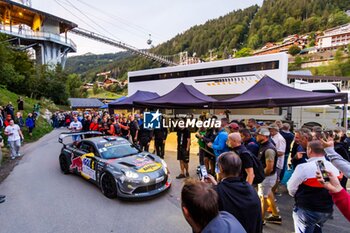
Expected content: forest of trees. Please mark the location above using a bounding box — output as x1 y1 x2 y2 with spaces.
0 35 85 104
67 0 350 82
2 0 349 102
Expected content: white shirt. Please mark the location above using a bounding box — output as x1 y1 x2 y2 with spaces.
69 121 82 131
287 156 339 197
5 124 21 142
271 132 286 169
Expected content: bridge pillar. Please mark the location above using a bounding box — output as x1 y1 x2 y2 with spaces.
33 41 70 68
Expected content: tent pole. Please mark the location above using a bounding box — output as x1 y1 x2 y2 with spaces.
343 104 348 131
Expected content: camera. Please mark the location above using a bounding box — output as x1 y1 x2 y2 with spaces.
196 165 208 180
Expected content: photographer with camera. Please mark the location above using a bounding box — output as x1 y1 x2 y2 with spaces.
203 152 262 233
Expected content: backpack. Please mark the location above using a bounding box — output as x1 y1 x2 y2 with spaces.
242 149 265 184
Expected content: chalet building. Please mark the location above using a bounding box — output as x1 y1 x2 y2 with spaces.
317 23 350 51
103 78 120 87
253 34 309 56
82 83 94 90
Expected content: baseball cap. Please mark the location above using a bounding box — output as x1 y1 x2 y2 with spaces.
228 122 239 130
268 123 279 131
257 127 270 136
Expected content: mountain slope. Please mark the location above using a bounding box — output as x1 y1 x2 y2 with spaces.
67 0 350 79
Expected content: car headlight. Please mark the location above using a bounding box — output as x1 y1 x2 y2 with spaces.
161 159 168 175
124 170 139 179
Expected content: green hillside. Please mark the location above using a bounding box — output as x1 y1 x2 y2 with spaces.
67 0 350 80
0 86 59 143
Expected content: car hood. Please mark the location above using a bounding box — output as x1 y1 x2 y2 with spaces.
107 153 162 173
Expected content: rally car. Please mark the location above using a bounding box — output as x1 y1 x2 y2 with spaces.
58 131 171 199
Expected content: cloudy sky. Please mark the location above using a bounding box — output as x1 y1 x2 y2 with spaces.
30 0 263 55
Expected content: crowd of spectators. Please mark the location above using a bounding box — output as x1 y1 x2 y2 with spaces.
181 116 350 233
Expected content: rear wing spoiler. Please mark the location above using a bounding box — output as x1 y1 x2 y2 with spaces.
58 131 103 144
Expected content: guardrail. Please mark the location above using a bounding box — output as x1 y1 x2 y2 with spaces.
0 26 77 50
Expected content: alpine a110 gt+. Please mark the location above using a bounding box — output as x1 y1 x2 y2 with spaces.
58 132 171 199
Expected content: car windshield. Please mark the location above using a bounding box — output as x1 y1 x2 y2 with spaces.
97 141 139 159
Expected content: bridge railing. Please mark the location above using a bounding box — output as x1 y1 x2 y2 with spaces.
0 25 77 50
71 27 178 66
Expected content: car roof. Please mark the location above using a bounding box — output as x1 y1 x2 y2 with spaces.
83 136 129 145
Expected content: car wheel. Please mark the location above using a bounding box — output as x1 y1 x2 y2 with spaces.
59 155 70 174
100 173 118 199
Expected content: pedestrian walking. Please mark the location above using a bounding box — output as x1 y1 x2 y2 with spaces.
4 119 24 160
256 127 282 224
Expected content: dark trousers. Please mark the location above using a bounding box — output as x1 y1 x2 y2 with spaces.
155 140 165 158
139 139 150 152
199 148 205 165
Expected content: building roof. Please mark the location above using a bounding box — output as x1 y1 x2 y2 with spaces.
288 70 313 76
68 98 104 108
214 76 347 108
288 74 350 82
0 0 78 33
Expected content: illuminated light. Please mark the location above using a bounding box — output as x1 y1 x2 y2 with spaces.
19 12 23 17
211 83 215 86
207 83 211 86
143 176 150 183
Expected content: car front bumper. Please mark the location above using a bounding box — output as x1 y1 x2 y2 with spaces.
116 176 172 199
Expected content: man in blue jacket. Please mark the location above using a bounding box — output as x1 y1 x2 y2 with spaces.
181 179 246 233
208 118 229 157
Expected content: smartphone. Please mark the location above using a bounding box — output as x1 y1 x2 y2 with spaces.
197 165 208 179
316 160 330 182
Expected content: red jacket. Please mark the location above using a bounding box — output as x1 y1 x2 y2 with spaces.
89 122 99 131
330 188 350 222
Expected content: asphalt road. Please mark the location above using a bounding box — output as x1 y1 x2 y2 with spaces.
0 129 349 233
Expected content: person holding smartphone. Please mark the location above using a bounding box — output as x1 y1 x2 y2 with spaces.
317 170 350 222
287 140 339 233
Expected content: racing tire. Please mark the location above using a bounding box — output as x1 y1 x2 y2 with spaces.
100 173 118 199
59 154 70 174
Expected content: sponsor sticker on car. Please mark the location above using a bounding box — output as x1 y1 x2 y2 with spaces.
137 163 162 173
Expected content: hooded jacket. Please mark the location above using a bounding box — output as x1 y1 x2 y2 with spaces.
201 211 246 233
214 177 262 233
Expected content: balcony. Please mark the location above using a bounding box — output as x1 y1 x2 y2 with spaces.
0 26 77 51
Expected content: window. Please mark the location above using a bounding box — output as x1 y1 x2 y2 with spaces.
129 61 280 83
